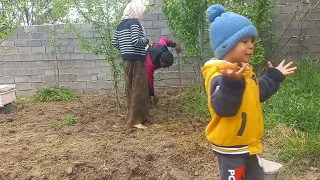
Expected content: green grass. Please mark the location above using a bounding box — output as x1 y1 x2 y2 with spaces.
32 86 79 102
62 115 79 126
182 56 320 163
181 85 210 117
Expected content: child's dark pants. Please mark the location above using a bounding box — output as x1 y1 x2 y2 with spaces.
215 152 264 180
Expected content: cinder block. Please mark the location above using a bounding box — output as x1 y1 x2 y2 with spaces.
60 82 73 89
161 28 171 35
58 46 74 53
91 75 98 81
159 13 166 20
77 75 91 82
16 90 33 97
87 81 103 89
281 5 297 13
101 66 110 74
84 53 99 60
45 69 56 75
165 79 180 86
74 46 86 53
306 29 320 36
154 80 166 87
97 73 107 81
35 61 50 68
17 69 32 76
0 77 14 83
60 60 76 67
3 47 19 55
32 83 46 90
76 60 90 67
17 83 33 90
145 13 159 21
4 69 17 76
153 21 167 28
181 79 196 86
15 39 28 47
24 26 37 33
276 14 293 22
60 74 77 81
141 21 153 28
31 33 45 39
29 76 42 83
21 62 36 68
59 67 73 74
28 40 42 47
57 53 71 60
7 62 21 69
18 33 32 39
42 54 55 60
32 47 46 54
31 69 45 76
37 25 54 33
71 53 85 60
42 75 56 82
14 76 30 83
18 47 32 54
101 81 113 89
72 82 87 89
1 41 14 47
42 40 51 46
87 67 101 74
73 67 87 75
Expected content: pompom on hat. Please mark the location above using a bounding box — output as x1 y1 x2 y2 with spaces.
206 4 258 59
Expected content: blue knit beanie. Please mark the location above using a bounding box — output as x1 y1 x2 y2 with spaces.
206 4 258 59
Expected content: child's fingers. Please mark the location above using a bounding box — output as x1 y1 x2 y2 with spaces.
284 61 294 68
286 67 297 72
278 60 286 67
235 63 247 75
267 61 273 68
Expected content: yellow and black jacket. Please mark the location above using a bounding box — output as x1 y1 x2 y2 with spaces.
201 60 285 155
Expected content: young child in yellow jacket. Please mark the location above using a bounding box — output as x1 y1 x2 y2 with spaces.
202 4 297 180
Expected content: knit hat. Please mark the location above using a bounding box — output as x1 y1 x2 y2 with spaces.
206 4 258 59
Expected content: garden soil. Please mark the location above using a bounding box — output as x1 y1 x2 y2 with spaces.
0 88 318 180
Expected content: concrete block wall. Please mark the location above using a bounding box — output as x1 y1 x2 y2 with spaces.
1 0 320 96
270 0 320 61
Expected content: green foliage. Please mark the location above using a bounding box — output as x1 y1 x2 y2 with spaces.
70 0 128 107
32 86 79 102
263 56 320 135
181 85 210 117
62 115 79 126
0 0 22 42
2 0 72 25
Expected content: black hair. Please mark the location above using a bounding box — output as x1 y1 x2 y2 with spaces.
160 52 174 67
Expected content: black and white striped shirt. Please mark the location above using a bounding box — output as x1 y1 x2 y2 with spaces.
112 19 149 61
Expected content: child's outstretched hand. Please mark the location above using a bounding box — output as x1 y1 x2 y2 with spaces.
268 60 297 76
219 61 248 81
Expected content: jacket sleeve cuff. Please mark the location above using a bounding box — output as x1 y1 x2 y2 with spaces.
266 67 285 83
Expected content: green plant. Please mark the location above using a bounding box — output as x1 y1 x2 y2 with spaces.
263 56 320 135
32 86 79 102
70 0 128 108
62 115 79 126
181 85 210 117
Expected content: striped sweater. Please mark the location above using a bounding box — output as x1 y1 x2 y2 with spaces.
112 18 149 61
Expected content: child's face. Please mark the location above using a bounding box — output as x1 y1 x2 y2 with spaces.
224 37 255 63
